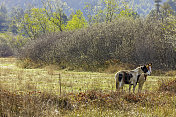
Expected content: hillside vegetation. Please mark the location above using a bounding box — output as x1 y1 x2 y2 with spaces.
20 17 176 71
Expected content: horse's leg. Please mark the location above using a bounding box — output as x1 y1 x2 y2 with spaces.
138 83 141 93
133 83 137 93
129 84 132 93
122 87 123 92
116 79 119 91
121 85 124 92
138 82 144 93
119 81 123 91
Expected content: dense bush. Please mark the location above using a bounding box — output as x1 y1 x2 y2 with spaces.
0 34 28 57
20 17 176 70
0 37 13 57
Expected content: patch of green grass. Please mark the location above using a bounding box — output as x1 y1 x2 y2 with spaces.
0 58 169 94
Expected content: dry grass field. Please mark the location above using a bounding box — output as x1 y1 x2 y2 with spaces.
0 58 176 117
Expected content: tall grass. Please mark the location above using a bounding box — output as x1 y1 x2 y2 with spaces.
0 88 72 117
1 58 176 116
158 78 176 93
0 87 176 117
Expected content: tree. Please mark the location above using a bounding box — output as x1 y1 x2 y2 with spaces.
66 10 87 30
0 4 8 32
102 0 119 22
163 15 176 45
118 2 138 19
161 2 174 18
17 8 56 39
167 0 176 12
15 6 67 39
9 7 24 34
42 0 68 32
84 1 95 25
84 0 114 24
84 0 138 25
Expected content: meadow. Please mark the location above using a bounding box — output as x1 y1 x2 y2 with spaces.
0 58 176 117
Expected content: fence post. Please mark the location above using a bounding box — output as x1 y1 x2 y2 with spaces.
59 74 61 96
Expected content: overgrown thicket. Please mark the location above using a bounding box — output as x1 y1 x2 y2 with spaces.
19 17 176 70
0 34 27 57
0 37 13 57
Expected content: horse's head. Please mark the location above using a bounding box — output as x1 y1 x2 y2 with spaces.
141 65 149 74
146 63 152 75
140 63 152 75
135 65 148 75
135 63 152 75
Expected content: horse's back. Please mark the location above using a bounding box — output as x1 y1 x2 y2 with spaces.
115 70 133 84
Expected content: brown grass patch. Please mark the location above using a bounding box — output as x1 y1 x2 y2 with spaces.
158 78 176 93
0 89 73 117
104 59 135 73
165 70 176 76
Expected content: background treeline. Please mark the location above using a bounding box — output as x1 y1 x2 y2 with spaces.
0 0 176 71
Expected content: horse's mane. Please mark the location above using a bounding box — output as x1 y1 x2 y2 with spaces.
117 66 143 74
131 66 142 73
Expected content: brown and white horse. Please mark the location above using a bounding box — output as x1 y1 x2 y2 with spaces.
115 63 152 93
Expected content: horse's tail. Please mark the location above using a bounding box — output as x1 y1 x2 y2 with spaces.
115 72 123 90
